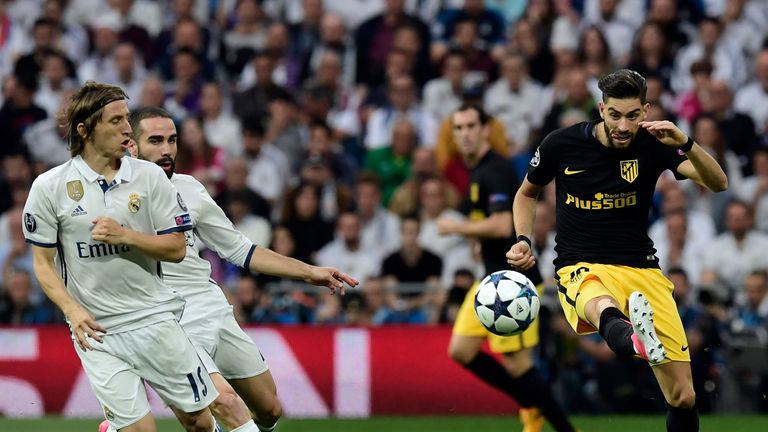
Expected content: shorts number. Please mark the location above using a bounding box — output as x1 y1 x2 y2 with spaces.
186 366 208 402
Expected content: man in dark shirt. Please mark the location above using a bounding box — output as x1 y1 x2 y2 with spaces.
508 69 728 432
438 105 575 432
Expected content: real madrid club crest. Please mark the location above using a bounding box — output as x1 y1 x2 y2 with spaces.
128 193 141 213
66 180 84 201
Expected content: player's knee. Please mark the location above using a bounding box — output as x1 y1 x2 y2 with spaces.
254 396 282 425
668 385 696 409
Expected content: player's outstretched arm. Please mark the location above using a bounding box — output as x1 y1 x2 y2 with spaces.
91 216 187 262
506 177 543 271
639 120 728 192
247 246 359 295
31 245 106 350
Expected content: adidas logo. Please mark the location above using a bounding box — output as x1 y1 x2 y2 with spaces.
71 205 88 217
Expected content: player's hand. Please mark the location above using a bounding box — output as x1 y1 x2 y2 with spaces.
638 120 688 148
91 217 127 245
436 217 458 235
506 240 536 271
66 303 106 351
306 266 358 295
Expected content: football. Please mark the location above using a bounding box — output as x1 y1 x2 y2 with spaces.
474 270 540 336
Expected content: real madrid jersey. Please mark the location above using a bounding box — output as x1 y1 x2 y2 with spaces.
527 120 688 270
22 156 193 333
161 173 255 298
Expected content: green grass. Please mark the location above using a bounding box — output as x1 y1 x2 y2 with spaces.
1 415 766 432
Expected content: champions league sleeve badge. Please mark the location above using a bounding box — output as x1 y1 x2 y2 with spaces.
128 193 141 213
176 192 188 211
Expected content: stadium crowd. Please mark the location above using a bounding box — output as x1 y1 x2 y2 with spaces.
0 0 767 414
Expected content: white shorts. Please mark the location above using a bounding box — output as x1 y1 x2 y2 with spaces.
179 287 269 379
75 319 218 429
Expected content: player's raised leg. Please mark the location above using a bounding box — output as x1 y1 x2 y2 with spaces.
206 373 261 431
229 372 283 431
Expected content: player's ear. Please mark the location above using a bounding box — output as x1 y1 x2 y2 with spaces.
76 123 87 139
598 102 605 119
642 102 651 119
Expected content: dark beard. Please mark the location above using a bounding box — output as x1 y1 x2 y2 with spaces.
603 122 634 148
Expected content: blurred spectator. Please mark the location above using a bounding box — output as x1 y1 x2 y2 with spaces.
673 59 713 129
104 42 147 109
432 0 505 64
416 176 472 287
391 23 432 88
0 270 53 325
540 66 598 137
381 215 442 286
315 211 382 283
41 0 89 64
164 48 205 118
238 22 297 89
106 0 162 38
175 116 225 194
301 51 361 139
579 0 636 65
734 270 768 329
289 0 323 83
200 81 242 158
297 153 354 222
702 80 758 177
22 88 73 167
654 209 704 287
265 87 305 171
438 268 476 324
220 0 269 78
691 112 744 194
34 49 77 118
0 2 26 79
576 25 615 81
157 18 215 82
649 182 715 263
138 75 167 108
733 49 768 137
364 119 415 206
720 0 765 58
222 190 271 247
505 17 555 85
355 0 430 89
14 18 69 80
240 120 289 205
423 49 467 124
627 21 674 90
232 273 260 323
700 200 768 295
354 172 401 254
281 182 336 264
0 74 47 157
299 120 357 186
736 148 768 232
484 52 546 157
302 13 355 89
356 276 401 325
389 147 443 216
216 157 271 220
646 0 692 54
0 153 32 218
437 17 496 86
671 17 747 94
364 74 436 150
0 206 36 295
77 12 121 83
233 49 284 121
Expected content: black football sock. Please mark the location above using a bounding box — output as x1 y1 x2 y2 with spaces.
463 353 575 432
510 368 577 432
598 307 636 356
666 404 699 432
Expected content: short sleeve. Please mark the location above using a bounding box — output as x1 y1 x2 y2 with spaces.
485 161 517 214
22 178 58 247
149 167 192 234
192 181 255 267
526 132 559 186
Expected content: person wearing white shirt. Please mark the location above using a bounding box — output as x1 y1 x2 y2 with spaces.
103 42 146 110
423 49 467 124
733 50 768 135
355 173 402 255
128 106 357 432
200 82 243 158
315 211 382 283
240 122 289 204
736 148 768 233
484 53 545 156
34 50 78 118
23 82 220 432
365 75 437 149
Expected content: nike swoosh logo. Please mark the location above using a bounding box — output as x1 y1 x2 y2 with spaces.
681 346 689 351
564 167 585 175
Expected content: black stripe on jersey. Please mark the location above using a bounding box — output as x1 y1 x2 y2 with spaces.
243 244 257 268
57 241 68 287
157 262 163 279
25 239 57 248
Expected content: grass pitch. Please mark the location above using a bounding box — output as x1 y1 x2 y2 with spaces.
0 415 766 431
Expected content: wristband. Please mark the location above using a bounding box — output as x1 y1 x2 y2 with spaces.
516 235 532 248
678 136 694 153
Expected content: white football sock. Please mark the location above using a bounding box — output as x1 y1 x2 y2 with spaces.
256 419 278 432
230 421 260 432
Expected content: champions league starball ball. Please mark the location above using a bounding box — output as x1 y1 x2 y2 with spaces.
474 270 540 336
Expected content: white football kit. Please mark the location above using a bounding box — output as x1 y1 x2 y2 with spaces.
168 173 268 379
22 156 217 428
